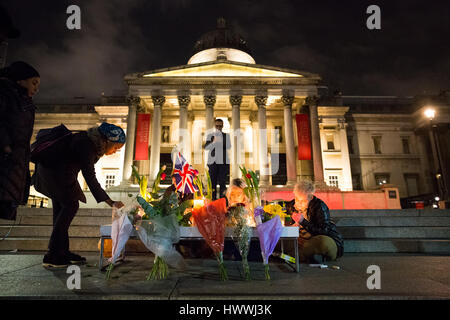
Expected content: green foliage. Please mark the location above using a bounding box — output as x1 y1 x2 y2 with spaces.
206 169 212 200
194 176 204 198
239 166 260 208
193 170 213 201
132 165 141 184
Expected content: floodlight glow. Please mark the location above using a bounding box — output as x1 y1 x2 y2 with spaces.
424 108 436 120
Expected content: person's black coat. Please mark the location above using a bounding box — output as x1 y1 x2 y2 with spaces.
286 196 344 258
32 132 110 204
205 131 231 165
0 78 35 206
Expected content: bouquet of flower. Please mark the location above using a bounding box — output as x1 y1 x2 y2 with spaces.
135 200 185 279
105 203 138 280
133 165 187 280
254 206 283 280
263 203 288 225
239 166 260 213
227 203 252 280
192 198 228 281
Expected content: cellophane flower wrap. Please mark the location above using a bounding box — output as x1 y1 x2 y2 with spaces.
228 203 252 280
105 201 139 279
133 164 187 280
192 198 228 281
137 192 186 280
254 206 283 280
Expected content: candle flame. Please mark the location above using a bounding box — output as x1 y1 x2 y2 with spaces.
194 199 205 209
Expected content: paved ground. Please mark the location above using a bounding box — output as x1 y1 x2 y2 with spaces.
0 252 449 300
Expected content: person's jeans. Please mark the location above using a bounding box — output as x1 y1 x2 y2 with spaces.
48 199 79 256
208 163 229 200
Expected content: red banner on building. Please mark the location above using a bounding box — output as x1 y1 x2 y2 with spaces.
135 113 151 160
295 114 312 160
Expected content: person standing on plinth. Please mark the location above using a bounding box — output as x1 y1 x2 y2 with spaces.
204 118 231 200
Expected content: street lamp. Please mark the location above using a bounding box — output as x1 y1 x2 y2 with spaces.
424 107 446 206
424 108 436 120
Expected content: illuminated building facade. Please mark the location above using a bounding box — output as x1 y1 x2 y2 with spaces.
29 19 449 208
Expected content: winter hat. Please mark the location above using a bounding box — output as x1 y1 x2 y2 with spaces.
0 61 40 81
98 122 126 143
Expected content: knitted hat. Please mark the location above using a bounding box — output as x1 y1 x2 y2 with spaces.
98 122 126 143
1 61 40 81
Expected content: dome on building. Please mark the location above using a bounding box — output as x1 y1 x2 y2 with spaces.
188 18 256 65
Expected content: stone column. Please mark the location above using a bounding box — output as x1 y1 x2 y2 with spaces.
121 96 139 184
338 120 353 191
307 96 324 182
149 95 165 182
204 95 216 132
178 95 190 161
255 95 270 185
230 94 243 180
282 94 298 185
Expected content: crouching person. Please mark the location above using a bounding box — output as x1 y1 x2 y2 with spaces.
286 180 344 263
33 122 126 268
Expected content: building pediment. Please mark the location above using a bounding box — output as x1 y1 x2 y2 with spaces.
125 61 319 80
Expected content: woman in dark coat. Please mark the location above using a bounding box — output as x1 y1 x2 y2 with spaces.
0 61 40 220
33 122 126 268
286 180 344 263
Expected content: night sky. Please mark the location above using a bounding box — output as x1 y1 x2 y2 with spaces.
2 0 449 100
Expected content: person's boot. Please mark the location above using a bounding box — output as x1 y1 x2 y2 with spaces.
66 251 86 264
42 253 70 268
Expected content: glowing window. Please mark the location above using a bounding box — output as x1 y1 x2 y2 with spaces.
105 175 116 189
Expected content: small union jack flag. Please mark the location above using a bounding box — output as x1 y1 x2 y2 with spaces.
173 152 199 194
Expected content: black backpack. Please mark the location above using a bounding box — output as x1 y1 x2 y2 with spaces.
30 124 74 166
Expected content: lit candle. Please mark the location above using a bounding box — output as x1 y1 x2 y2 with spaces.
193 199 205 209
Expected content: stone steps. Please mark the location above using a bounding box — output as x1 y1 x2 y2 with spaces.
2 225 449 240
1 208 450 254
330 209 450 217
0 215 112 226
0 225 101 238
0 237 148 253
334 217 450 227
344 239 450 254
339 226 450 239
14 208 112 217
2 237 448 254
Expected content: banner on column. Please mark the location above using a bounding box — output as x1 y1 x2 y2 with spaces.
135 113 151 160
295 114 312 160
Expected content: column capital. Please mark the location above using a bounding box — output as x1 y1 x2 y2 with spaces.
255 95 268 108
177 95 191 108
229 95 242 106
151 95 166 107
204 95 216 107
126 95 141 106
281 95 294 107
305 95 319 106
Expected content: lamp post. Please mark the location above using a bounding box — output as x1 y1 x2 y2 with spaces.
424 107 446 205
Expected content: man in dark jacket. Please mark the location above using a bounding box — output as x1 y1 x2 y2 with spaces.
0 61 40 220
286 180 344 263
204 118 231 200
33 122 126 268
